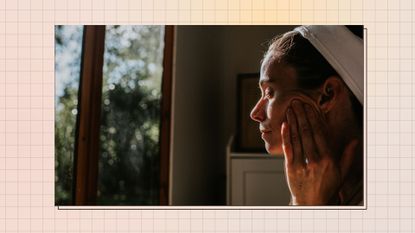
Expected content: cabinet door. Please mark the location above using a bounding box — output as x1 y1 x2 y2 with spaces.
230 157 290 205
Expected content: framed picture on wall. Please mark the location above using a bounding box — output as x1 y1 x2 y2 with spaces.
235 73 267 152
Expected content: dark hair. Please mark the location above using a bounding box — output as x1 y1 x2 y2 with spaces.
265 26 363 128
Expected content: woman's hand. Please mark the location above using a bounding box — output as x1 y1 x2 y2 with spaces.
281 100 358 205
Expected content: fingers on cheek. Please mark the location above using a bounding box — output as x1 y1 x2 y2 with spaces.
290 96 323 120
281 122 293 163
305 102 325 125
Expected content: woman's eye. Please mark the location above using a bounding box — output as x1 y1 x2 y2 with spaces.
265 88 274 98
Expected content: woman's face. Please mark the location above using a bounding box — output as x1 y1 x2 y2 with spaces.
250 56 318 155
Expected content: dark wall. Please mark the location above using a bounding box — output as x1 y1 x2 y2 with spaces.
171 26 296 205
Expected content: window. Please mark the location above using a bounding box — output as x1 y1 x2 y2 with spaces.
55 25 83 205
55 25 173 205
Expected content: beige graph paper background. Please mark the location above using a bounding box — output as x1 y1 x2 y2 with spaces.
0 0 414 232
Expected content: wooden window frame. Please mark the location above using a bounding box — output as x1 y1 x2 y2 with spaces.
72 25 173 205
159 26 174 205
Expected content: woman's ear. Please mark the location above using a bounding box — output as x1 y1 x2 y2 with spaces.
318 76 343 113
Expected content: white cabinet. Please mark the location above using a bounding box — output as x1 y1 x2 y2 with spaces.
227 138 291 206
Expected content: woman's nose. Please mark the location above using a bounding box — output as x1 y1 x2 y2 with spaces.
250 100 265 122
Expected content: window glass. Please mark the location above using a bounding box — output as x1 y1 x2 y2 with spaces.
97 26 165 205
55 25 83 205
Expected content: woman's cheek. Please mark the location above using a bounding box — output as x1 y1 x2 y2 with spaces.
269 98 290 125
267 98 279 117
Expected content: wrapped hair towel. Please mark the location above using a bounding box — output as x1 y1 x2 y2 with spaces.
294 25 364 105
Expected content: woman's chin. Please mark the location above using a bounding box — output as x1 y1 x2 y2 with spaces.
265 143 283 156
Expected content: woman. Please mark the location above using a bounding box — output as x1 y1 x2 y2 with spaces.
250 26 364 205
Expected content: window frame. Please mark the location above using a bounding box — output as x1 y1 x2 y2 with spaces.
71 25 173 205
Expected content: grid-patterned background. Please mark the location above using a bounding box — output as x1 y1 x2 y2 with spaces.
0 0 414 232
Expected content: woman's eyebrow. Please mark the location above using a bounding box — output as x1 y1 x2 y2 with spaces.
259 77 275 87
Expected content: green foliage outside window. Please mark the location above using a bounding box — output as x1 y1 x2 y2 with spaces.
55 26 164 205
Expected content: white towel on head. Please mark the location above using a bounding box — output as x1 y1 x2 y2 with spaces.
294 25 364 105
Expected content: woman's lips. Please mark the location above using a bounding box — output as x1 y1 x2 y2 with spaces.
261 130 272 139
